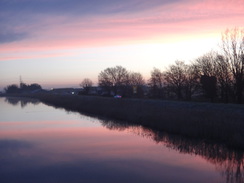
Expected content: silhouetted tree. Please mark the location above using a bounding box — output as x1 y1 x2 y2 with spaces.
194 51 240 103
80 78 93 95
126 72 145 97
200 75 217 102
20 82 28 90
215 55 233 103
221 28 244 104
27 83 42 91
184 64 201 100
195 52 217 77
164 61 187 100
194 52 219 101
20 83 42 93
98 66 128 95
148 68 164 98
4 84 19 94
4 82 42 94
128 72 145 86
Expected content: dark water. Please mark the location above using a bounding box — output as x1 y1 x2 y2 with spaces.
0 97 243 183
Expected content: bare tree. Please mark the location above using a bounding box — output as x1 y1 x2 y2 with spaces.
148 68 164 98
184 64 201 100
194 51 239 103
80 78 93 94
128 72 145 86
221 28 244 103
164 61 188 100
127 72 145 97
98 66 128 95
215 55 233 103
195 51 218 77
194 52 219 101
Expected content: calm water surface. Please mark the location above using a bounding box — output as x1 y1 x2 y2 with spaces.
0 97 243 183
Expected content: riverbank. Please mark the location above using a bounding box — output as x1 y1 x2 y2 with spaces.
2 93 244 149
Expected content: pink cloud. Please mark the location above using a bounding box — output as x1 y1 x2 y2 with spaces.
0 52 73 61
0 0 243 62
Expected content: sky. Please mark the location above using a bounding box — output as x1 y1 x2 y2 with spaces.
0 0 243 90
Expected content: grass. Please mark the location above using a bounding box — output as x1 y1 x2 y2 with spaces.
4 93 244 149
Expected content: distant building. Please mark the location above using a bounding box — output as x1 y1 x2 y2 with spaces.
49 88 83 95
49 86 150 98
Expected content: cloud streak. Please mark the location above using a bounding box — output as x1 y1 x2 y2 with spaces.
0 31 28 43
0 0 180 16
0 0 243 63
1 0 243 46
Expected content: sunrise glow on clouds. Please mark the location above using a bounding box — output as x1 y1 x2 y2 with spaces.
0 0 243 90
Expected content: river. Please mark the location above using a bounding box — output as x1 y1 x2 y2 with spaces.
0 97 243 183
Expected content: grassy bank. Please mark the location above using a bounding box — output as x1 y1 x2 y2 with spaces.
5 93 244 149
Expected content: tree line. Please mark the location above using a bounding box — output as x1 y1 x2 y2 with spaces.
4 82 42 94
81 28 244 104
4 28 243 104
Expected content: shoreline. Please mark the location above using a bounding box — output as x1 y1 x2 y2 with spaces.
2 93 244 149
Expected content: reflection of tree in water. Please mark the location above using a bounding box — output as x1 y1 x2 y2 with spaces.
161 133 244 183
4 97 19 106
5 97 40 108
101 120 244 183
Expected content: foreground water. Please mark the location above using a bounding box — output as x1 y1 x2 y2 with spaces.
0 97 243 183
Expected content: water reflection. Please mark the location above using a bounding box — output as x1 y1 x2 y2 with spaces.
101 120 244 183
0 139 32 157
1 97 243 183
4 97 40 108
